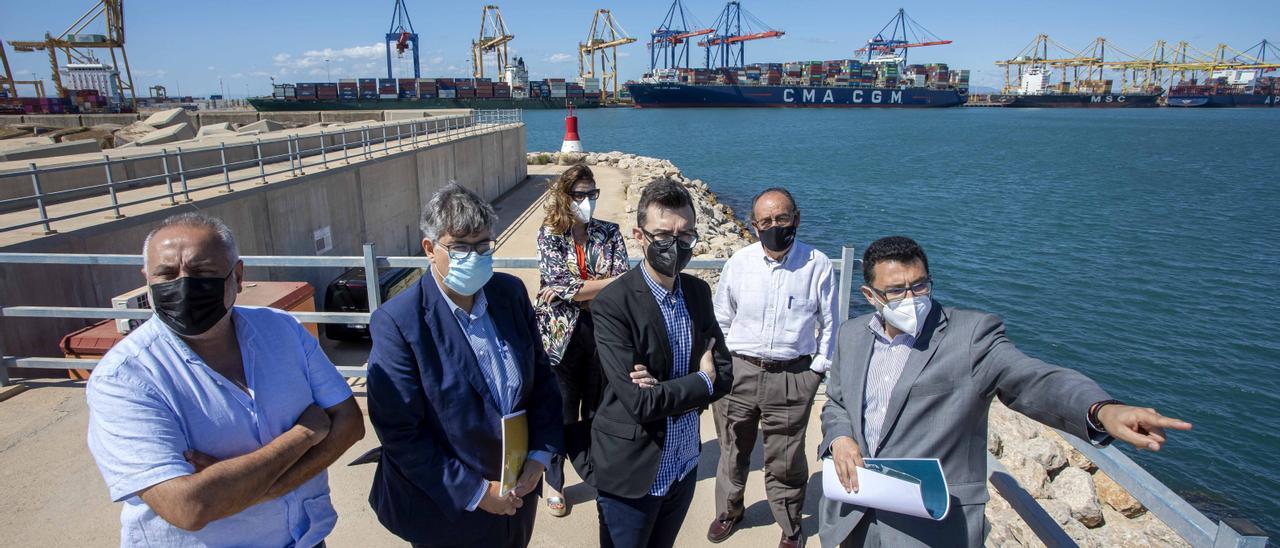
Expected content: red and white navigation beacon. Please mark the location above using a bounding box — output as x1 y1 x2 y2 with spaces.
560 104 583 153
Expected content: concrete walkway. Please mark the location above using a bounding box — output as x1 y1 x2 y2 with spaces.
0 164 828 547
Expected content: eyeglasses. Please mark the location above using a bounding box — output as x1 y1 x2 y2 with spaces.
442 239 497 258
641 228 698 250
567 189 601 201
868 277 933 303
754 213 795 230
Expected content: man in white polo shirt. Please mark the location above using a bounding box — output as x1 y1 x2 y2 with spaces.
708 188 838 548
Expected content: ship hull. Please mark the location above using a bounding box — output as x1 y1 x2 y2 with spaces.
626 83 963 108
1165 94 1279 107
995 94 1161 108
248 97 600 111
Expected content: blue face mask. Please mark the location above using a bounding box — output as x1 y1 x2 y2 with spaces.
442 251 494 296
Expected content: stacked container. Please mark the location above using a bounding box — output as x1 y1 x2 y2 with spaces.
359 78 378 100
339 79 358 100
297 83 318 101
378 79 398 99
317 83 339 100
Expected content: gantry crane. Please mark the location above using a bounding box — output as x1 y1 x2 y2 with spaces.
648 0 713 73
855 8 952 65
579 9 636 101
385 0 420 79
7 0 136 109
1082 39 1168 94
996 35 1101 94
472 5 514 81
0 38 23 98
698 1 783 69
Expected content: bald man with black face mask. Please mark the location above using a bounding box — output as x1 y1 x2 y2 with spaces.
85 212 363 548
706 187 839 548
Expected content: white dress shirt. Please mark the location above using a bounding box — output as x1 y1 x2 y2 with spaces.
714 240 838 373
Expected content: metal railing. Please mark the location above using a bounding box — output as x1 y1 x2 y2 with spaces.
0 109 524 235
0 245 1266 547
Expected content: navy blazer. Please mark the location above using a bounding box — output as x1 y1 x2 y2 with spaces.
366 272 563 545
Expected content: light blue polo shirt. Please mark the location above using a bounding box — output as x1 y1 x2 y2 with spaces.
86 306 353 548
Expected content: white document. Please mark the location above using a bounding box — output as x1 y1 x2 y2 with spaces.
821 457 951 521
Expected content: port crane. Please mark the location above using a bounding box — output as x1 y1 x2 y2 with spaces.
699 1 784 69
648 0 713 72
579 9 636 101
1083 38 1167 94
996 35 1102 94
472 5 514 81
6 0 136 110
384 0 421 79
855 8 951 65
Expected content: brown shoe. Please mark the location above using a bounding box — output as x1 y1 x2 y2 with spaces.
706 513 742 543
779 531 805 548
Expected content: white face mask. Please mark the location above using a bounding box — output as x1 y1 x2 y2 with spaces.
878 295 932 336
573 196 596 223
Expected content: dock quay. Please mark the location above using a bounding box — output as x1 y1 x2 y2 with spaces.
0 143 1267 547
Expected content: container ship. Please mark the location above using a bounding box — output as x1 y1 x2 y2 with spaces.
628 8 966 109
992 36 1164 108
1165 70 1278 107
627 60 967 108
249 59 602 111
992 66 1161 108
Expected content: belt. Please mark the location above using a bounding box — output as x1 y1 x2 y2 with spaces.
732 352 812 372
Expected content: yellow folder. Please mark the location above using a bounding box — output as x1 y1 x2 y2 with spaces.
500 411 528 497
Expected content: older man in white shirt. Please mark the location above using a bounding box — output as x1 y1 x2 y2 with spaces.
707 187 838 548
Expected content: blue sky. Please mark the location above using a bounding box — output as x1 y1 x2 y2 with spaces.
3 0 1278 97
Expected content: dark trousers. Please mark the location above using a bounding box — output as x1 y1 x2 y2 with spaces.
547 311 602 492
596 471 697 548
713 356 821 538
410 491 538 548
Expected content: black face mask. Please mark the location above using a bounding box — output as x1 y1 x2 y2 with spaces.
150 272 233 337
759 224 797 253
644 233 694 278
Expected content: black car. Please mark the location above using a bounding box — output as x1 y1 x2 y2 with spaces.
323 267 423 342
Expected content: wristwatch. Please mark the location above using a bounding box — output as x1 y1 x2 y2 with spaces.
1088 399 1124 432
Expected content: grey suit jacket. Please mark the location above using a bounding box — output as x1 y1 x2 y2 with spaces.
817 303 1112 547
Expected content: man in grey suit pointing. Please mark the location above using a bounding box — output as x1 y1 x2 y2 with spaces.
818 236 1192 547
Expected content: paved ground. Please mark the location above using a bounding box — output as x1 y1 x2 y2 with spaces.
0 164 828 547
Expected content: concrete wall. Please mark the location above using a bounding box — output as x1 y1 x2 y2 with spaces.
0 124 527 358
195 111 259 128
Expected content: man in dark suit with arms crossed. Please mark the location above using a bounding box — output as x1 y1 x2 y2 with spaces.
587 179 734 548
819 236 1192 547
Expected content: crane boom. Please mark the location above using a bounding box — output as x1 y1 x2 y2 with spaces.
698 30 783 47
668 28 714 44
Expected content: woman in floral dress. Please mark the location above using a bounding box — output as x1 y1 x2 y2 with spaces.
534 164 629 516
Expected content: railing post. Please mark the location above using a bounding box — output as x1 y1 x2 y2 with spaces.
341 129 350 164
320 130 328 169
101 155 125 219
838 245 856 323
218 142 233 193
27 163 56 234
410 121 418 147
160 148 178 205
288 136 298 176
363 243 383 313
174 148 193 202
362 126 370 159
381 125 389 155
255 139 268 185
